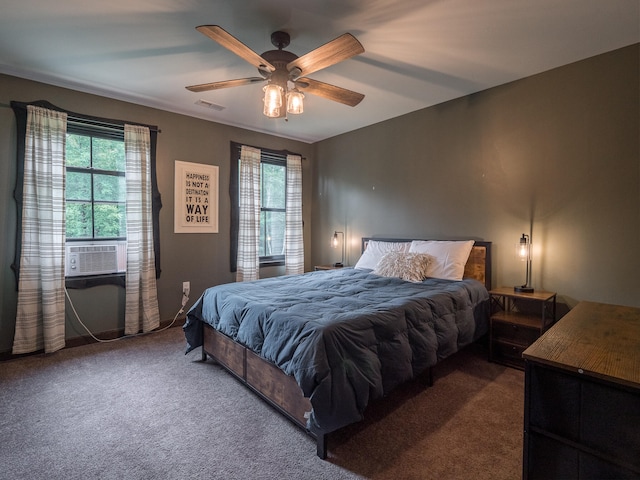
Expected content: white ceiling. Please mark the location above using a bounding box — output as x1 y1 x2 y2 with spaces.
1 0 638 143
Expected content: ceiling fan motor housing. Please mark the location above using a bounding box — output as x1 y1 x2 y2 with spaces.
260 49 298 80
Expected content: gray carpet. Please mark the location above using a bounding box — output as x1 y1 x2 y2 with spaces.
0 327 524 480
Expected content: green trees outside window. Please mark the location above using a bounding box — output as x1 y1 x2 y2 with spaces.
260 161 286 258
65 133 126 239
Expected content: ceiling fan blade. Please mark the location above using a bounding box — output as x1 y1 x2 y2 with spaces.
287 33 364 77
186 77 265 93
295 77 364 107
196 25 275 73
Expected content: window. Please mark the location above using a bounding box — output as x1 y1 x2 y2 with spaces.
65 132 126 240
230 142 298 271
63 127 128 280
259 159 286 262
10 100 162 288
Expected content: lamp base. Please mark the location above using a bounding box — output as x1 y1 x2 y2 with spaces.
514 285 534 293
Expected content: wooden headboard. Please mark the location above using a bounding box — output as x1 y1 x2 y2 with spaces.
361 238 492 291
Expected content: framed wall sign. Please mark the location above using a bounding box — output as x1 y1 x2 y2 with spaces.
174 160 219 233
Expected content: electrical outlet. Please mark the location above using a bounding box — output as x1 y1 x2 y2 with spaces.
182 281 190 297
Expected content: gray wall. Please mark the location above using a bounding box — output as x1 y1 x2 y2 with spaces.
312 44 639 310
1 44 638 354
0 74 314 354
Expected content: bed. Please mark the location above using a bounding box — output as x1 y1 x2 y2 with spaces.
183 238 492 458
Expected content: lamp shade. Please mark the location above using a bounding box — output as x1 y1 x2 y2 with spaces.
263 84 283 118
517 234 530 260
331 231 345 267
287 89 304 114
515 233 534 293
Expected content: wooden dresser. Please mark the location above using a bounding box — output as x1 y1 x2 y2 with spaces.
522 301 640 479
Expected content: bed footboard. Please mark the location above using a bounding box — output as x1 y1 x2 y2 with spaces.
201 323 329 457
201 322 439 458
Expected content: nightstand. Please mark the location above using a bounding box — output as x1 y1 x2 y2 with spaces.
314 265 344 271
489 287 556 370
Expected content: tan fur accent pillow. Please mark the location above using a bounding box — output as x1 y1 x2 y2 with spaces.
373 252 432 282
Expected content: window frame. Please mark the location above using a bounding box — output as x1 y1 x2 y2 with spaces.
258 156 287 266
10 100 162 290
229 142 299 272
65 129 127 242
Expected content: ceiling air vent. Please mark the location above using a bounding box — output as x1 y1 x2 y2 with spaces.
195 99 225 111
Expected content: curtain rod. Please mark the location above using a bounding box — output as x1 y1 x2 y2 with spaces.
8 100 161 134
66 116 161 135
231 141 306 160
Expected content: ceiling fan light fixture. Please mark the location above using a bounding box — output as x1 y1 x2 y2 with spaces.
263 83 283 118
190 26 365 119
286 89 304 114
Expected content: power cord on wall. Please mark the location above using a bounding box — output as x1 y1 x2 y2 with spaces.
64 287 189 344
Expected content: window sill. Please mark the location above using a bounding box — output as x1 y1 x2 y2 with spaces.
65 273 125 289
260 261 285 268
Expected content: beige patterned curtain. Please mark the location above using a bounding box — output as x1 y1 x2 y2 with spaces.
236 145 261 282
13 106 68 354
124 125 160 334
285 154 304 274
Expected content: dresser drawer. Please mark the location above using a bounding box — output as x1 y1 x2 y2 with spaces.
491 319 539 346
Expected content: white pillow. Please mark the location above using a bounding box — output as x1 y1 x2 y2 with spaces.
354 240 411 270
372 252 432 282
408 240 474 281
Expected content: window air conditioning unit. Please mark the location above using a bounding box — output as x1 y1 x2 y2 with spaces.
65 243 126 277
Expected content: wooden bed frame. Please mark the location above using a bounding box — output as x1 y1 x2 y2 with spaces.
200 239 492 458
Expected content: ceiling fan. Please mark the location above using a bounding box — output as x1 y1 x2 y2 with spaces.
186 25 365 118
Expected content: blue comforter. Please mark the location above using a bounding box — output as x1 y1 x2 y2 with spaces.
183 268 489 433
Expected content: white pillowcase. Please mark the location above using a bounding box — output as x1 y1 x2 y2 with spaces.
408 240 475 281
354 240 411 270
372 252 432 282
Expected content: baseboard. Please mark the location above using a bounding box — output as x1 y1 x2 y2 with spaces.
0 316 186 362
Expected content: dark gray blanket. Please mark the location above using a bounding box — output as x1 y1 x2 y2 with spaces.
183 268 489 433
